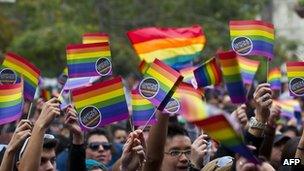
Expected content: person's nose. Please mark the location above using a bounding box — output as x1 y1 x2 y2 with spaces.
179 153 189 163
45 161 55 171
97 144 105 152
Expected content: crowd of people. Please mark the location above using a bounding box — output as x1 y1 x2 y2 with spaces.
1 74 304 171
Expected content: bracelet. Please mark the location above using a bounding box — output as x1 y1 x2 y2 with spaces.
297 146 304 151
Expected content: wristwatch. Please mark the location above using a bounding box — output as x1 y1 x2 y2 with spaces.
249 117 266 130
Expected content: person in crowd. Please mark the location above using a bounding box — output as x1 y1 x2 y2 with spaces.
280 125 299 138
0 120 32 171
112 125 127 144
18 98 60 171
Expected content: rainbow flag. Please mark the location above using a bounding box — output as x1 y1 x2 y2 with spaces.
174 83 207 122
66 43 112 78
71 77 129 130
218 51 246 104
141 59 183 110
82 33 109 44
2 52 40 101
40 88 52 101
286 62 304 96
127 25 206 70
193 58 222 88
268 67 281 90
131 90 156 126
179 66 196 84
229 20 274 60
237 56 260 85
193 114 259 164
273 100 295 119
0 79 23 125
138 60 150 74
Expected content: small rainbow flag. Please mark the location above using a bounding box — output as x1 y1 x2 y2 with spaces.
174 83 207 122
273 100 295 119
193 58 222 88
268 67 281 90
82 33 110 44
66 43 112 78
286 62 304 96
40 88 52 101
179 66 196 84
2 52 40 101
140 59 183 110
71 77 129 129
218 51 246 104
229 20 274 60
0 79 23 125
237 56 260 85
127 25 206 70
131 90 156 126
193 114 259 164
138 60 150 75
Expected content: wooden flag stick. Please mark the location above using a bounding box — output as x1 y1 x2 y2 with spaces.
141 108 157 131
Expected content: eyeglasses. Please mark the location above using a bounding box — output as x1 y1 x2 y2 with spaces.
164 149 191 157
88 142 112 151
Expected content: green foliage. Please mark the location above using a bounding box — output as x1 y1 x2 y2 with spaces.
0 0 293 77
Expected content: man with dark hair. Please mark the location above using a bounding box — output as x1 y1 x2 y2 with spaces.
85 128 113 166
161 124 192 171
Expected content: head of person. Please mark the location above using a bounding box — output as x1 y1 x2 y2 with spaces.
85 128 112 165
270 134 290 169
112 125 127 144
17 134 58 171
161 124 191 171
280 125 299 138
279 137 300 170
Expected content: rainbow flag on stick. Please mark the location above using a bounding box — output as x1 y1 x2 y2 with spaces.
179 66 196 84
286 62 304 96
229 20 274 60
2 52 40 101
193 114 259 164
66 43 112 78
174 83 207 121
139 59 183 110
131 90 156 126
193 58 222 88
127 25 206 70
82 33 109 44
0 79 23 125
40 89 52 101
138 60 150 75
71 77 129 130
268 68 281 90
218 51 246 104
237 56 260 85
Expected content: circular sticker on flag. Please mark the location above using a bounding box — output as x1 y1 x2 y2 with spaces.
79 106 102 129
164 98 180 114
0 68 17 85
231 36 253 56
95 57 112 76
139 77 160 99
289 77 304 96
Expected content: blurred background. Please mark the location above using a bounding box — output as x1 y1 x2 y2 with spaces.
0 0 303 84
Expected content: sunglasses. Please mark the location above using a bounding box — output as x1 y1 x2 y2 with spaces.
88 142 112 151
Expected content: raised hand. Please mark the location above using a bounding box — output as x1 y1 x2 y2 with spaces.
268 104 281 127
190 133 209 169
64 106 83 144
35 98 60 129
232 104 248 130
253 83 272 123
7 120 32 152
121 130 146 171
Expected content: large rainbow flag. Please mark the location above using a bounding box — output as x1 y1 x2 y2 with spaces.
193 114 259 164
82 33 109 44
66 43 112 78
218 51 246 104
127 25 206 70
229 20 274 60
131 90 156 126
237 56 260 85
71 77 129 130
286 62 304 96
193 58 222 88
268 67 281 90
2 52 40 101
140 59 183 110
0 79 23 125
174 83 207 122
